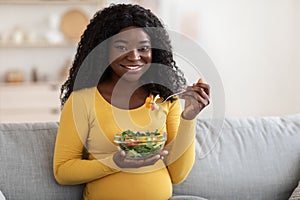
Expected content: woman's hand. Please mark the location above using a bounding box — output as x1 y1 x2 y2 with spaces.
113 148 168 168
180 78 210 120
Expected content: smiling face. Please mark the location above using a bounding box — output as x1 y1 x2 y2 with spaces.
108 26 152 83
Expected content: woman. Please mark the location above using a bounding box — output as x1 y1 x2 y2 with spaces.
53 4 210 200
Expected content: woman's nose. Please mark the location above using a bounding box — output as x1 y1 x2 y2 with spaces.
127 49 141 60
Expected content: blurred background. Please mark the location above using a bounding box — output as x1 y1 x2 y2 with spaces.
0 0 299 122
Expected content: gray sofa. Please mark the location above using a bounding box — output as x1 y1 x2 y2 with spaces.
0 114 299 200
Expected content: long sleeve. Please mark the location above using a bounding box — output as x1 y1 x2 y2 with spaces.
53 92 119 185
164 100 196 184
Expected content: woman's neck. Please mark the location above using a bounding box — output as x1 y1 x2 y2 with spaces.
97 77 148 109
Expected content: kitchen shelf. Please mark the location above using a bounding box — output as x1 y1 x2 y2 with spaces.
0 0 101 5
0 0 100 84
0 42 77 48
0 81 61 87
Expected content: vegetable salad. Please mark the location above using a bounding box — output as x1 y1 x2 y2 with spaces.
114 130 166 159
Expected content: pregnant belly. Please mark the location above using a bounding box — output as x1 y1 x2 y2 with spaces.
84 167 172 200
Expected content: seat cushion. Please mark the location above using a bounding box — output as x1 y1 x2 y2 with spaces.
170 195 208 200
0 122 84 200
173 114 300 200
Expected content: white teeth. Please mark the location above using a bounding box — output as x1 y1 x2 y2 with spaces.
123 65 141 70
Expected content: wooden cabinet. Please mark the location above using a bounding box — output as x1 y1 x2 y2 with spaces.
0 83 62 123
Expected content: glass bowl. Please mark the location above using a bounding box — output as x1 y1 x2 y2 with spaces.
114 130 167 159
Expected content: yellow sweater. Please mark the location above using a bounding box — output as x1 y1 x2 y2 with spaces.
53 87 196 200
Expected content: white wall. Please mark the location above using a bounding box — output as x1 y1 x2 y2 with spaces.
157 0 300 117
1 0 299 117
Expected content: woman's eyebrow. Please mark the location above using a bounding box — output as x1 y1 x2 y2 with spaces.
113 39 151 44
140 40 151 44
113 39 128 44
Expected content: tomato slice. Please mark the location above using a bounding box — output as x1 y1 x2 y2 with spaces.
124 140 139 146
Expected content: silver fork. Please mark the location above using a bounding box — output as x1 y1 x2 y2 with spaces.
157 90 186 104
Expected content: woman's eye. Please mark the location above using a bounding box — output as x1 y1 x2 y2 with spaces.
115 46 127 51
139 46 150 51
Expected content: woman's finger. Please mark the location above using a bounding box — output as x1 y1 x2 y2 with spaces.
180 92 208 106
193 83 210 96
191 86 210 101
180 87 204 101
144 154 161 165
183 83 210 97
198 78 204 84
120 150 126 157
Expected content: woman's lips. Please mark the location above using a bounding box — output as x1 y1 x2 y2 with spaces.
120 64 143 70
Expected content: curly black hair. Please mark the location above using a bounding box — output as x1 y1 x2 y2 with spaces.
60 3 186 107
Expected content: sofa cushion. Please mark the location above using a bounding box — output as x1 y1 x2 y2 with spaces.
173 114 300 200
0 122 84 200
170 195 208 200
